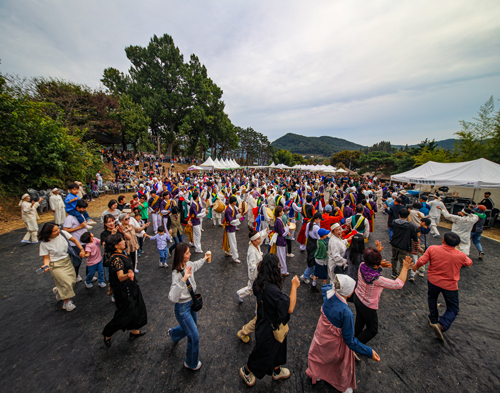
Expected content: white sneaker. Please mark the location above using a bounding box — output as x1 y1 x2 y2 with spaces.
163 262 168 268
184 361 202 371
53 287 61 301
76 275 82 283
86 225 93 230
21 240 30 243
31 240 39 244
344 388 353 393
237 292 243 303
159 261 163 267
85 282 93 288
98 282 107 288
300 275 311 284
134 269 139 273
63 300 76 311
286 253 295 258
111 295 115 303
87 219 97 225
91 276 98 283
233 258 241 264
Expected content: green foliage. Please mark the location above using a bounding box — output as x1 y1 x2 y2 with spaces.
0 76 102 193
236 127 273 165
413 147 457 166
118 95 151 151
455 96 500 163
358 151 396 174
272 149 295 166
365 141 392 154
330 150 362 169
272 133 365 157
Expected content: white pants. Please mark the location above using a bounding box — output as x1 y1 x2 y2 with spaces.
228 231 238 260
212 214 222 226
429 216 440 236
237 280 253 299
152 213 161 232
260 221 269 244
22 218 38 242
193 225 202 253
277 246 287 274
162 216 169 231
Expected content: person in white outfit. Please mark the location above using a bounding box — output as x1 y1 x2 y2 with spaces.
223 196 241 263
327 223 351 283
189 192 206 254
438 206 478 255
20 193 42 243
49 188 66 225
427 197 446 237
236 228 268 302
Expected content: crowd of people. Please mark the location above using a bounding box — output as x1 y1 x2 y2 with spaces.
21 154 493 392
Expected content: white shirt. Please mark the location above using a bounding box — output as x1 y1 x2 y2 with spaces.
39 230 72 262
63 215 87 246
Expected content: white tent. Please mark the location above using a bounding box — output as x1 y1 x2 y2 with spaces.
213 158 223 168
231 159 240 168
275 163 290 169
199 156 216 170
220 158 228 168
336 168 347 173
391 158 500 188
323 168 336 174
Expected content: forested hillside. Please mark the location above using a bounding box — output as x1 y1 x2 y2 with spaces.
271 133 365 156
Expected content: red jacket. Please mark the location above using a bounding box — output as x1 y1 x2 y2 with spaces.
320 210 344 230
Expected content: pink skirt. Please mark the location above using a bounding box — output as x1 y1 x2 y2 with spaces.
306 310 356 391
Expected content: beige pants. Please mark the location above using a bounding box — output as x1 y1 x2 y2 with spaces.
22 218 38 242
241 314 257 336
49 255 76 300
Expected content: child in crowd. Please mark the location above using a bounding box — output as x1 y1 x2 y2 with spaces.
80 232 106 288
144 226 172 268
64 183 96 228
311 228 330 290
409 229 424 281
415 218 432 278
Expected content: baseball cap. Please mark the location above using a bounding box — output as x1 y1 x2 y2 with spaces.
318 228 330 237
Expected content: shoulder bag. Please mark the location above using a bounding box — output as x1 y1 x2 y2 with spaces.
258 291 289 343
64 235 82 267
183 271 203 312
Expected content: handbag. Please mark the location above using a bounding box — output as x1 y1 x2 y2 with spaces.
258 292 289 343
183 272 203 312
65 235 82 267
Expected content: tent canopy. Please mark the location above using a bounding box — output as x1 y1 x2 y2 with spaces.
391 158 500 188
199 156 215 168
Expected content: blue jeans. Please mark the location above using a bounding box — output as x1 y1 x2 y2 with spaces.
86 261 104 284
66 209 90 224
169 234 184 253
471 232 482 252
170 300 199 369
303 265 315 279
388 227 393 240
159 248 168 263
427 280 459 332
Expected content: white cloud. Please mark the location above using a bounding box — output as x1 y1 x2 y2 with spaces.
1 0 499 146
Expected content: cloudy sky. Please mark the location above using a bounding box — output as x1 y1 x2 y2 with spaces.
1 0 499 145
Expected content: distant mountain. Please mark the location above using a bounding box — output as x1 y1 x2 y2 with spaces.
393 138 458 151
271 133 366 157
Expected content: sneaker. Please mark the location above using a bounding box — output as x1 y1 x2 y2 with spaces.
344 388 353 393
76 275 83 283
432 234 439 238
225 252 232 257
184 361 202 371
286 253 295 258
479 252 485 260
91 277 98 283
233 259 241 264
409 276 415 282
240 367 256 386
53 287 61 301
159 261 163 267
85 282 93 289
111 295 115 303
310 282 319 292
134 269 139 273
237 292 243 303
63 300 76 311
272 367 291 381
300 275 311 285
87 219 97 225
98 282 107 288
282 272 290 277
31 240 39 244
237 330 250 343
86 225 93 230
21 239 30 243
417 271 425 277
163 262 168 268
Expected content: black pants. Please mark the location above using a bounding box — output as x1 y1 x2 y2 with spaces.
71 245 86 277
138 237 144 252
354 293 379 344
286 238 292 254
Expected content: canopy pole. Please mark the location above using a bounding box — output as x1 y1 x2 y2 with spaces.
472 188 476 203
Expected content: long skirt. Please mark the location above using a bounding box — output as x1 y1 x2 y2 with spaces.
297 220 308 245
306 310 356 391
276 245 287 274
102 280 148 337
49 255 76 300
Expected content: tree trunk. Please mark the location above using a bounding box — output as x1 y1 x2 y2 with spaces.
167 141 173 158
157 135 161 157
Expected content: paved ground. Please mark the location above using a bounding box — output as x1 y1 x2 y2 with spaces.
1 213 499 393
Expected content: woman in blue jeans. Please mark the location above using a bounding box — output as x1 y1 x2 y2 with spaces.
168 242 210 370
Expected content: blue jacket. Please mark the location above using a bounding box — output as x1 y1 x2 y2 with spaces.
321 285 373 358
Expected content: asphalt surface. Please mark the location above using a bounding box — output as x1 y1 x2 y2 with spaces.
1 213 499 393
